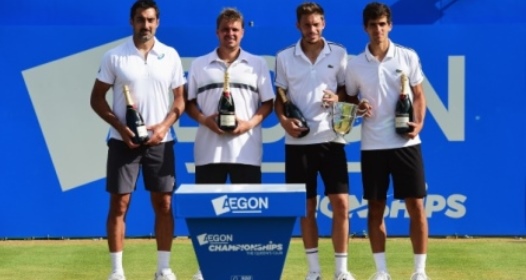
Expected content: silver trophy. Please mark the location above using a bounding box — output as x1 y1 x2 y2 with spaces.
331 102 361 136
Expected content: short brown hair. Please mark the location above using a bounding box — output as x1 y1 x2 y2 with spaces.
296 2 324 23
362 2 392 26
216 8 244 29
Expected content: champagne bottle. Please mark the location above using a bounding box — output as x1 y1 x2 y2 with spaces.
123 85 149 144
217 71 237 131
395 73 414 134
277 87 310 138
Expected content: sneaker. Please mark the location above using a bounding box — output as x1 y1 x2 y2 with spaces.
334 271 356 280
369 271 392 280
154 271 177 280
410 272 430 280
192 271 204 280
108 273 126 280
305 271 322 280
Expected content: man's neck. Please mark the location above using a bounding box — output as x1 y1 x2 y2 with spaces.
217 47 241 64
134 37 155 55
368 40 390 62
301 38 324 64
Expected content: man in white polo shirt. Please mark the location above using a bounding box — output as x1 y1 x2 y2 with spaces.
90 1 185 280
345 2 430 280
185 7 274 280
274 2 354 280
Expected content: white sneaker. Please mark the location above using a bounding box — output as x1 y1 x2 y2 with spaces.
154 270 177 280
192 271 204 280
305 271 322 280
108 272 126 280
410 272 430 280
334 271 356 280
369 271 392 280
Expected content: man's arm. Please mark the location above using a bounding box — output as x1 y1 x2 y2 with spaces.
90 79 136 147
407 83 426 139
146 85 186 145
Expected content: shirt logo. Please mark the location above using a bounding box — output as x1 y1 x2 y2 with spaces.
328 64 334 68
157 53 165 60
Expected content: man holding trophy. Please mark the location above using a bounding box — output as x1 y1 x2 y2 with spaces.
274 2 356 280
345 2 430 280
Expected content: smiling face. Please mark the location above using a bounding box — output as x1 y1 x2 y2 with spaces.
297 13 325 45
216 19 244 51
130 7 159 43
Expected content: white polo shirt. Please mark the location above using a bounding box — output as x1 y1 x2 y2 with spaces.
345 40 425 150
97 36 186 142
275 38 347 145
187 49 275 166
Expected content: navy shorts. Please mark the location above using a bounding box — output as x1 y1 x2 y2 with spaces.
361 144 426 200
106 139 175 194
285 142 349 199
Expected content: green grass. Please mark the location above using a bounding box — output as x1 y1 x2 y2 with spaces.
0 237 524 279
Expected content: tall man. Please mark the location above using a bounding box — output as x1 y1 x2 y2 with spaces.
345 2 430 280
274 2 354 280
185 7 274 280
90 1 185 280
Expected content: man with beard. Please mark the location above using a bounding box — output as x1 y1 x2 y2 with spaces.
90 1 185 279
274 2 354 280
185 7 274 280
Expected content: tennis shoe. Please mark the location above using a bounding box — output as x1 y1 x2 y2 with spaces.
369 271 392 280
410 272 430 280
305 271 322 280
334 271 356 280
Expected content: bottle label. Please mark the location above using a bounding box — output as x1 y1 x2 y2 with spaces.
219 115 236 127
136 125 148 138
395 115 410 128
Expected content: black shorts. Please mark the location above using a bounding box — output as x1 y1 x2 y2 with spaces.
361 144 426 200
106 139 175 194
195 163 262 184
285 142 349 199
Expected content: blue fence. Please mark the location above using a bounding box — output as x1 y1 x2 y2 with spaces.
1 0 525 238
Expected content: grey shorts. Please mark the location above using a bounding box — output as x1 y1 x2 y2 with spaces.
361 144 426 200
106 139 175 194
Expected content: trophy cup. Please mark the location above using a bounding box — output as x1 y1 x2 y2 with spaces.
331 102 361 136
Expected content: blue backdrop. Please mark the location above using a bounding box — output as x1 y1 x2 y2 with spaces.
1 0 525 238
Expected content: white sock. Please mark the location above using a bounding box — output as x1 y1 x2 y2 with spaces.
334 252 348 274
305 248 320 273
373 252 387 273
414 254 427 273
110 252 124 274
157 251 171 273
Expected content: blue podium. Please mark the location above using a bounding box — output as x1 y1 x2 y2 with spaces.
174 184 306 280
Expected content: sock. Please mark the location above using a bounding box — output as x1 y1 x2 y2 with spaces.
373 252 387 273
414 254 427 273
157 251 171 273
305 248 320 273
334 252 348 274
110 252 124 274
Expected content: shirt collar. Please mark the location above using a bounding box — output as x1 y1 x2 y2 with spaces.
364 39 395 62
126 36 164 57
207 48 249 65
294 37 331 58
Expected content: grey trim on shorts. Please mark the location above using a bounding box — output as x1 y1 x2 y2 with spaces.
106 139 175 194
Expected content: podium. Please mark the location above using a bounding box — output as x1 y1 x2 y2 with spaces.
174 184 305 280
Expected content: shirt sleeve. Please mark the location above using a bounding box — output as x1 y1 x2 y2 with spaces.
409 51 425 86
96 51 115 85
274 53 288 89
345 57 359 97
337 49 348 87
171 49 187 89
186 60 198 101
257 56 275 102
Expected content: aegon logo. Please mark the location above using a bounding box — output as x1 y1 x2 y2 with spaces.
317 193 467 219
197 233 233 246
211 195 269 216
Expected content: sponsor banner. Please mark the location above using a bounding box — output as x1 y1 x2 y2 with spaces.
0 25 525 238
